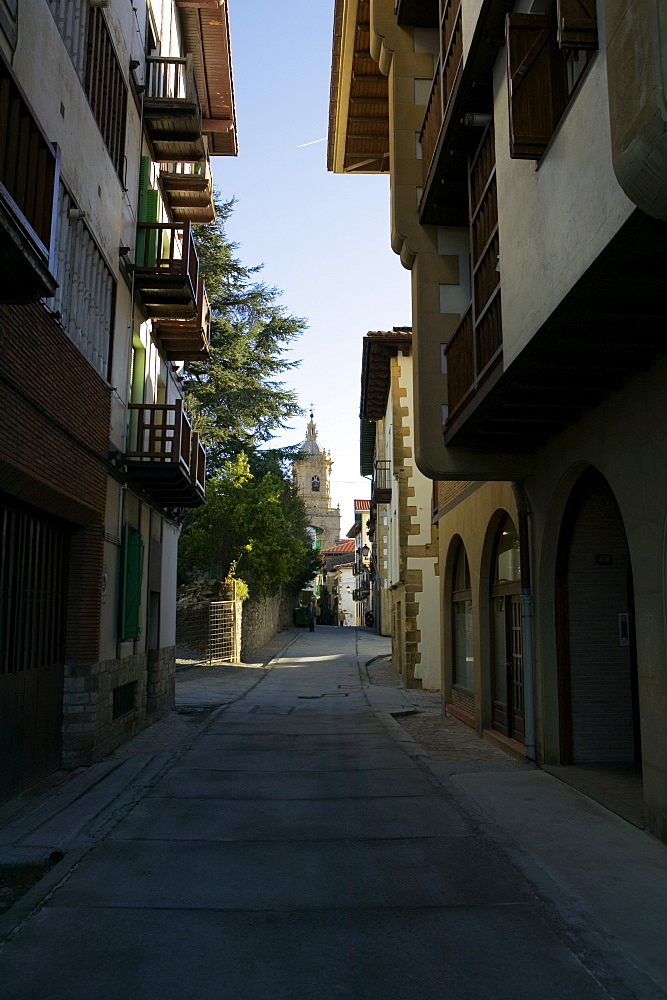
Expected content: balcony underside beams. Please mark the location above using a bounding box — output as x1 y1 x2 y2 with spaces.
443 210 667 448
125 462 205 507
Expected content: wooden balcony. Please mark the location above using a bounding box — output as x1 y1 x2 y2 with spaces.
419 0 463 189
153 278 211 362
0 48 59 303
443 211 667 449
133 221 199 319
125 399 206 508
159 158 215 223
419 0 515 225
444 296 502 421
143 55 205 160
372 460 392 503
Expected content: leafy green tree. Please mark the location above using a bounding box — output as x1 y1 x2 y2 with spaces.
183 199 306 471
178 453 320 596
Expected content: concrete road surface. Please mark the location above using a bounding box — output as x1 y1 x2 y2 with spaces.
0 626 665 999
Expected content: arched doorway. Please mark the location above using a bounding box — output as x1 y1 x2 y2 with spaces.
451 540 474 709
556 468 641 765
490 515 524 742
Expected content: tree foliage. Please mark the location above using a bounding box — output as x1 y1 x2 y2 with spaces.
178 453 320 596
176 203 319 597
183 199 306 471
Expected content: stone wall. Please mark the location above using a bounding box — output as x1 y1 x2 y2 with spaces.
175 601 209 655
241 588 298 660
61 646 175 767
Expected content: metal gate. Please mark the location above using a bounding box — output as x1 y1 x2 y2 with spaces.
0 502 69 802
209 600 239 663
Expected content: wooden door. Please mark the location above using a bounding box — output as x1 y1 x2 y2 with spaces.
0 501 69 802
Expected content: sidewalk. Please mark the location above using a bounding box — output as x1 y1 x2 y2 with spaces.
0 628 301 931
358 644 667 996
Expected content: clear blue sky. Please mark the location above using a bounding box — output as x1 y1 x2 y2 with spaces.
209 0 411 531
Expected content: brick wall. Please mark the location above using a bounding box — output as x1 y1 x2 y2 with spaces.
0 301 110 522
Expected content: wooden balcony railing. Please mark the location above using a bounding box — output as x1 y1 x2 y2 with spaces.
133 221 200 318
419 0 463 189
125 398 206 507
445 119 503 424
420 68 442 185
445 306 474 415
445 296 502 417
441 0 463 128
145 55 198 106
127 399 192 469
159 157 215 223
0 48 59 301
153 278 211 361
143 55 203 158
135 221 198 274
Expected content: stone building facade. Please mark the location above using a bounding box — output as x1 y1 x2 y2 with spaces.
360 331 440 689
291 414 341 553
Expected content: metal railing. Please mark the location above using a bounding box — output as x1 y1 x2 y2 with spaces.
209 601 239 663
372 461 392 503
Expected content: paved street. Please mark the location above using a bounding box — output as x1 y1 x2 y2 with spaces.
1 627 666 999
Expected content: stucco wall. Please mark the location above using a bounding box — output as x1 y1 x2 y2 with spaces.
493 47 635 367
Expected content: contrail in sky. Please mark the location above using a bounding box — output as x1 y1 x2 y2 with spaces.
297 138 327 147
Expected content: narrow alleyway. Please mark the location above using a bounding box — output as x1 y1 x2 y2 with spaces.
1 627 666 999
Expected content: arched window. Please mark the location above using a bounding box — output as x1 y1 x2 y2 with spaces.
490 515 523 741
452 542 474 691
311 476 320 492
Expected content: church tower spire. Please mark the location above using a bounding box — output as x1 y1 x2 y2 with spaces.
291 411 340 551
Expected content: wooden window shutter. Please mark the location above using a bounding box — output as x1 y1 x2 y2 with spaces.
506 13 562 159
556 0 598 49
120 525 144 641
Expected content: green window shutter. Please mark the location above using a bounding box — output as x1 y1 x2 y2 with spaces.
138 156 150 221
136 157 160 267
119 525 144 641
145 189 159 266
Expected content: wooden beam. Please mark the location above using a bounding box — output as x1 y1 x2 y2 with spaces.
348 133 390 140
350 96 388 104
352 74 385 82
202 119 234 132
348 116 389 123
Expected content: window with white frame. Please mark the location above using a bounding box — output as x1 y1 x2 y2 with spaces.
46 181 115 380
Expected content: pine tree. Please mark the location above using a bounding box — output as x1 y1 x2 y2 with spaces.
183 198 306 472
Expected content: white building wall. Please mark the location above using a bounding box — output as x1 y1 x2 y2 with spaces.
492 45 634 367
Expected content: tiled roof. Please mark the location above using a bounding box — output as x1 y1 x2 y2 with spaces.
322 539 355 554
354 499 371 510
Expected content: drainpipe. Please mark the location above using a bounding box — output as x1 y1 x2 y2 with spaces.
512 481 537 763
605 0 667 220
